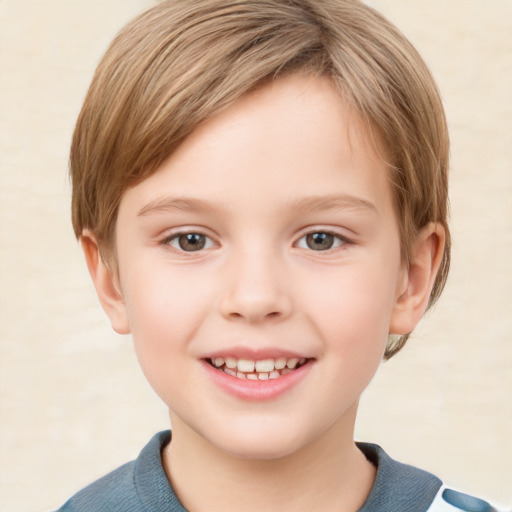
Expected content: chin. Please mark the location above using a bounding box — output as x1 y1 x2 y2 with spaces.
221 441 302 461
203 422 315 461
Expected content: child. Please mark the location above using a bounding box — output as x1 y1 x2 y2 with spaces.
57 1 503 511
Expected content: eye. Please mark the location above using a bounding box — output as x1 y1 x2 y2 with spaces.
165 232 214 252
296 231 347 251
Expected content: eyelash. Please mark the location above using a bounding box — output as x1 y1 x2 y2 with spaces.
296 230 351 252
160 231 216 253
160 229 352 254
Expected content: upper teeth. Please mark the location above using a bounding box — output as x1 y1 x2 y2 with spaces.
212 357 306 373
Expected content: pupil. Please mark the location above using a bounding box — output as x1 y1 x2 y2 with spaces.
307 232 334 251
179 233 205 251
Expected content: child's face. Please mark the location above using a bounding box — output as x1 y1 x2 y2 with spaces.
112 74 408 459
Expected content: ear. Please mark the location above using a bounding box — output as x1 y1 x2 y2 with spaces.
80 230 130 335
390 223 445 335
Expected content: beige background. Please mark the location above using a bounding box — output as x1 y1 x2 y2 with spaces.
1 1 511 510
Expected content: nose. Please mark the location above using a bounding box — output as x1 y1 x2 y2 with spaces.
218 247 293 323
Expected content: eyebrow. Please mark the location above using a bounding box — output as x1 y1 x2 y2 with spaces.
137 197 214 216
137 194 378 217
288 194 379 216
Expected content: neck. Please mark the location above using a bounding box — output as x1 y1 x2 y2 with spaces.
162 406 376 512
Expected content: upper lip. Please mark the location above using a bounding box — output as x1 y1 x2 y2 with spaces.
201 347 312 361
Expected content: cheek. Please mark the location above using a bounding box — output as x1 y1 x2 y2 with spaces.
120 264 212 394
123 259 208 337
300 260 399 354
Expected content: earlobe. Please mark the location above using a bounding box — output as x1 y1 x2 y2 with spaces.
81 230 131 335
389 223 445 335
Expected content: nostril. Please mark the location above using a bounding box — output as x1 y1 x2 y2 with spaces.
219 290 293 323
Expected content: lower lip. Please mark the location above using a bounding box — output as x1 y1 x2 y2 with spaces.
202 360 313 401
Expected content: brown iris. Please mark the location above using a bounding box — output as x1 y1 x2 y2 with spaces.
305 232 335 251
177 233 206 251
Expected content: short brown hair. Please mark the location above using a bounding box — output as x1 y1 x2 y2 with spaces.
70 0 450 358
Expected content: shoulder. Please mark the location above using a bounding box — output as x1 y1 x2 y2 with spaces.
54 431 185 512
426 485 507 512
357 443 506 512
56 460 139 512
357 442 442 512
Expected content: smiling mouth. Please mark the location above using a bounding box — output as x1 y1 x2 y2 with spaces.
208 356 309 380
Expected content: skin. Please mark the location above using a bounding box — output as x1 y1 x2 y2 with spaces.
83 74 444 511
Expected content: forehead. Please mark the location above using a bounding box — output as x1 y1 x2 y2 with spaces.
119 74 393 220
